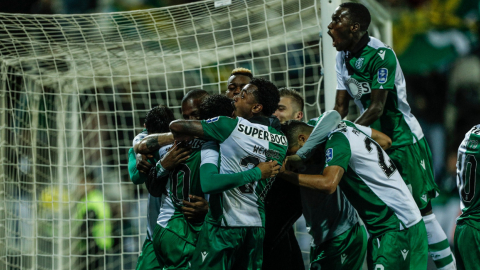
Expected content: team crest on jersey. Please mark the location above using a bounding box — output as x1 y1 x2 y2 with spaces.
326 148 333 163
206 116 219 123
377 68 388 84
355 58 364 69
346 78 371 99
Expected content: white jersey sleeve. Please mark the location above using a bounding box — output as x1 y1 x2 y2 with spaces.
132 130 148 147
201 141 220 167
336 52 347 90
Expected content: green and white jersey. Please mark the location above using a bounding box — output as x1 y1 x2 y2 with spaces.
200 116 287 227
299 162 358 246
457 125 480 226
132 131 161 241
325 122 421 237
156 139 207 243
336 36 424 148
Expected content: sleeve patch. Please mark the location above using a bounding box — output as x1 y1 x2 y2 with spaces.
206 116 219 123
326 148 334 163
377 68 388 84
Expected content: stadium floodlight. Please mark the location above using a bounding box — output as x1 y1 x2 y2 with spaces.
0 0 390 268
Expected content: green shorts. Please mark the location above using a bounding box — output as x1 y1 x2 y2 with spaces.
152 224 196 270
191 222 265 270
454 222 480 270
367 220 428 270
310 222 368 270
135 238 163 270
388 137 439 210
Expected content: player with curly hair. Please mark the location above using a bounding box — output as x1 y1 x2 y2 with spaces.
199 94 235 120
169 77 287 269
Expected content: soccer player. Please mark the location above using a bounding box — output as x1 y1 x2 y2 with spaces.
197 94 279 196
280 118 369 270
454 125 480 270
169 77 287 270
282 120 428 269
273 88 304 124
225 67 253 99
263 88 307 270
143 90 212 269
328 3 455 268
128 105 176 270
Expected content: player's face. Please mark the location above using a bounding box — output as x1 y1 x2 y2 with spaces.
327 7 354 52
274 96 302 124
226 75 251 99
181 98 202 120
233 84 258 118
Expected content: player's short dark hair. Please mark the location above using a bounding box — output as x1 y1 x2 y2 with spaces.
144 105 175 134
281 120 313 147
231 67 253 79
249 77 279 116
340 2 371 32
279 88 304 112
181 89 209 104
199 94 234 120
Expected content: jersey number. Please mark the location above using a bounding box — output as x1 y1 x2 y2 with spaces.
364 137 397 178
238 156 260 193
171 164 191 203
459 154 477 202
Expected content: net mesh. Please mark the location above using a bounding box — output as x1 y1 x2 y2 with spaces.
0 0 389 268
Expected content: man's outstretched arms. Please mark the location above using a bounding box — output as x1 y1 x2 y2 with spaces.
169 120 204 142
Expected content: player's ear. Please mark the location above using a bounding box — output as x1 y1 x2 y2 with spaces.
298 133 307 146
295 111 304 121
351 22 360 33
252 103 263 114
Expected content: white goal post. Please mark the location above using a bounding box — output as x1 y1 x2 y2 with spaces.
0 0 390 269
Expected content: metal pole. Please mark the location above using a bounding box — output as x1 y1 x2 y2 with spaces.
320 0 341 111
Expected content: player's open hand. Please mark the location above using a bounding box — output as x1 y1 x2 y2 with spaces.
257 160 281 179
284 154 304 171
136 153 153 174
182 195 209 222
160 141 192 170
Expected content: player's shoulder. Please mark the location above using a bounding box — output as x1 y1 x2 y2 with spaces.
132 129 148 146
366 37 396 59
204 115 237 124
460 124 480 152
367 37 392 51
330 121 365 141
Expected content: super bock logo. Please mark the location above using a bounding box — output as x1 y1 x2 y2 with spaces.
355 58 364 69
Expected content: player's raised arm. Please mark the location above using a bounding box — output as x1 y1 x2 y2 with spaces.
134 132 174 154
295 110 342 162
169 120 204 142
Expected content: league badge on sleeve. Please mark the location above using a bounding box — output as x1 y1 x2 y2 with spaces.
326 148 334 163
206 116 219 123
377 68 388 84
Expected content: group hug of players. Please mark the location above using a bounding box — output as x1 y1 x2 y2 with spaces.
127 2 478 270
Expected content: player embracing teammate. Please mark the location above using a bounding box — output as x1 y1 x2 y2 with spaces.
324 2 455 269
128 3 462 268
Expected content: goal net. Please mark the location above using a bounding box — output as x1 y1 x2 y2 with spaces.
0 0 390 269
